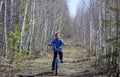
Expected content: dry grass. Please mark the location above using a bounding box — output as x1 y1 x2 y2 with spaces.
1 38 98 77
14 38 96 77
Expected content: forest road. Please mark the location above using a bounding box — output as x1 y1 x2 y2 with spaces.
17 39 96 77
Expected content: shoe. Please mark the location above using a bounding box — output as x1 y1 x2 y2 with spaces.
51 67 55 70
60 60 63 63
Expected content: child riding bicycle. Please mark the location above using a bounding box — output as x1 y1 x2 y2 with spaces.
49 33 66 70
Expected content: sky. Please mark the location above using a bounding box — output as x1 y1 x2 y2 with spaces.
66 0 90 19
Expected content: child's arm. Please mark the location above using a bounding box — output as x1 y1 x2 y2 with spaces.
61 39 67 46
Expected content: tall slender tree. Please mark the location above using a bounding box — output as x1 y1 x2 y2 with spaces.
4 0 8 53
19 0 29 52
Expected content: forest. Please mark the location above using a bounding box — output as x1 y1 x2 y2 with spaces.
0 0 120 77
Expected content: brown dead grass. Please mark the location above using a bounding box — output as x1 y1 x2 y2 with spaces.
14 39 96 77
1 38 97 77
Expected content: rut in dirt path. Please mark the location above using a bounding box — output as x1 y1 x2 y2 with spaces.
17 39 95 77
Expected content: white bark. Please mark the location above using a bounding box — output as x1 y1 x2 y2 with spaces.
20 0 28 52
4 0 8 53
98 3 102 53
10 0 14 32
0 0 3 12
30 0 35 52
90 3 93 52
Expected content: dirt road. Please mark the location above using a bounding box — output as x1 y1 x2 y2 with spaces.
16 39 97 77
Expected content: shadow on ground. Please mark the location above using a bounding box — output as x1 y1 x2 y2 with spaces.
17 71 83 77
17 71 64 77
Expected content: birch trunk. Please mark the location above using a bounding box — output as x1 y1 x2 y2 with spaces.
10 0 14 32
95 0 102 68
29 0 35 52
0 0 3 12
4 0 8 53
89 0 93 53
19 0 28 52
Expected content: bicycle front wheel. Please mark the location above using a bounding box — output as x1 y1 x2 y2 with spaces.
55 58 59 75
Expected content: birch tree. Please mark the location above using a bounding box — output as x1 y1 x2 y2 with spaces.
29 0 35 53
10 0 14 32
0 0 3 12
4 0 8 53
19 0 28 52
0 0 68 55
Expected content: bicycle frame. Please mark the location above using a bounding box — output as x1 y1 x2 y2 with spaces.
53 44 60 75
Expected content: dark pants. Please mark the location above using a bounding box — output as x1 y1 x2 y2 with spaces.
52 52 63 68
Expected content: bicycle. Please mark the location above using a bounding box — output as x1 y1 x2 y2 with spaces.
53 44 60 75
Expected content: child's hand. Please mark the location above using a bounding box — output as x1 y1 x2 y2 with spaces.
49 43 52 46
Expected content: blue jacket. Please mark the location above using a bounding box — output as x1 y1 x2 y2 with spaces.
49 38 66 52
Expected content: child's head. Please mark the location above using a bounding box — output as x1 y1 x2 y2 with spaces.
55 33 60 39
